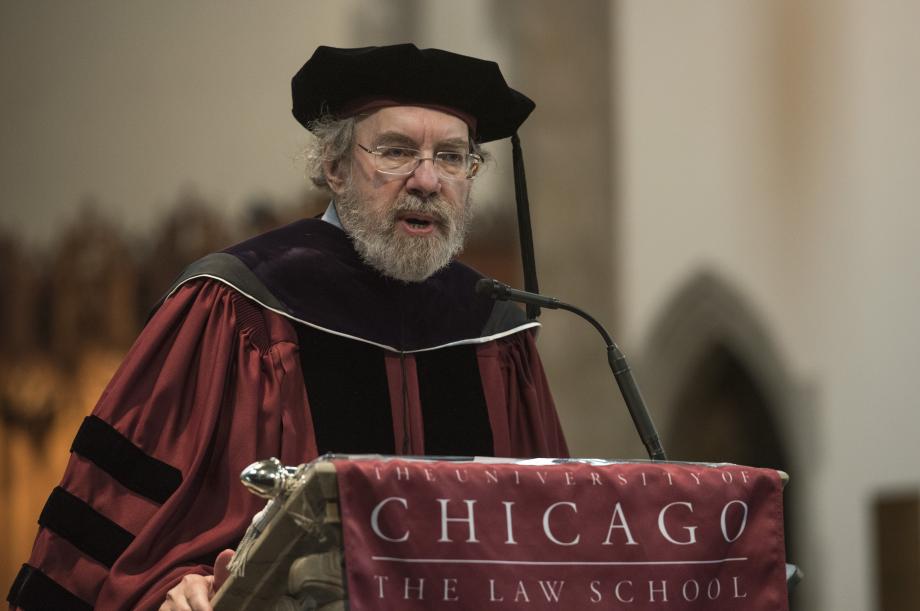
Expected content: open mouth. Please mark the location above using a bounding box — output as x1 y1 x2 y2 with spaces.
397 213 439 235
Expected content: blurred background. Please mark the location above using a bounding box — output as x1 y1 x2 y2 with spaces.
2 1 919 609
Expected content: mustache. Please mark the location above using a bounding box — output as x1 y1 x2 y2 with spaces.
389 194 452 227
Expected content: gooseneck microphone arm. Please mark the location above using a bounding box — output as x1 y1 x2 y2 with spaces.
476 278 667 461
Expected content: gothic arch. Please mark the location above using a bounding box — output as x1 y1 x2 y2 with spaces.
639 270 800 467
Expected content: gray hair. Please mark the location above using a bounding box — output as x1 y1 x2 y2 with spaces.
303 113 490 190
304 115 357 189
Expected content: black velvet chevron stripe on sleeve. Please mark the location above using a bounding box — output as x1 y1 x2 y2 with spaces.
38 487 134 568
6 564 93 611
70 415 182 504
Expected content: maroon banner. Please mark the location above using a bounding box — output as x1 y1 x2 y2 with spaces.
337 458 788 610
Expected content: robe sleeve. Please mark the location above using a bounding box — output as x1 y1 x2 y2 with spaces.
478 329 570 458
7 279 316 611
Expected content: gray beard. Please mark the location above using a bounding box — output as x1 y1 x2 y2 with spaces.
335 186 473 283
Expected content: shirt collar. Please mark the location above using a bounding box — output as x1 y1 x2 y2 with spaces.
321 200 344 230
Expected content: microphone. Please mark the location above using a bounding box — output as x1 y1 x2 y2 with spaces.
476 278 667 461
475 277 560 309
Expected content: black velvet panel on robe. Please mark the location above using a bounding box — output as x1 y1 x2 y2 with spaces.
295 324 396 455
223 218 519 351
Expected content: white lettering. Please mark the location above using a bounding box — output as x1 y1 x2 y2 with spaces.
503 501 518 544
424 468 436 482
682 579 700 601
617 473 628 486
543 502 581 546
442 578 458 601
721 471 734 484
455 469 468 483
690 473 702 485
396 466 409 481
485 470 499 484
489 579 504 602
589 580 602 603
514 581 530 602
649 580 668 602
733 576 748 598
536 471 549 484
564 472 576 486
741 471 751 483
537 580 565 602
591 472 603 486
404 577 424 600
602 502 638 545
707 578 721 599
370 497 409 542
720 500 749 542
615 581 634 603
658 502 698 545
437 499 479 543
374 575 388 598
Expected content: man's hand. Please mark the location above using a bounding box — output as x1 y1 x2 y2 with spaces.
159 549 234 611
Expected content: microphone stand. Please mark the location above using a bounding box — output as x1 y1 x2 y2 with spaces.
476 279 667 461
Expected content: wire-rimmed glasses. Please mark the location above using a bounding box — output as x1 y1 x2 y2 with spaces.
357 144 483 180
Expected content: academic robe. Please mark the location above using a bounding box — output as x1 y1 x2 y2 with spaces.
7 219 568 610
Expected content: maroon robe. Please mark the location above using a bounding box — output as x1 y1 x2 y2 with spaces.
8 220 568 610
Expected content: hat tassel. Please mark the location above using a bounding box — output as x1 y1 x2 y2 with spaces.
511 132 540 320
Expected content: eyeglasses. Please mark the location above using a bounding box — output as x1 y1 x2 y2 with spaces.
357 144 483 180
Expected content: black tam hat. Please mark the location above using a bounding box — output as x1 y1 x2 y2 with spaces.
292 44 542 317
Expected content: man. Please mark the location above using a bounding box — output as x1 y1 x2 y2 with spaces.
7 44 567 611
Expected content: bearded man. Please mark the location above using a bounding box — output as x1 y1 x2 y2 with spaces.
8 44 568 611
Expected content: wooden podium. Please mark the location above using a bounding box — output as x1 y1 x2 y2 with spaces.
212 460 343 610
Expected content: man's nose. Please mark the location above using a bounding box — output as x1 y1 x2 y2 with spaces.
406 158 441 198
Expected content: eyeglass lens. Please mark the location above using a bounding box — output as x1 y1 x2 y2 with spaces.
369 146 479 179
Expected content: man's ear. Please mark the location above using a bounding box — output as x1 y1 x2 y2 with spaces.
324 159 347 195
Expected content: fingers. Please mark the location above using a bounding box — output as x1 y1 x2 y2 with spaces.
159 573 215 611
213 548 235 591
